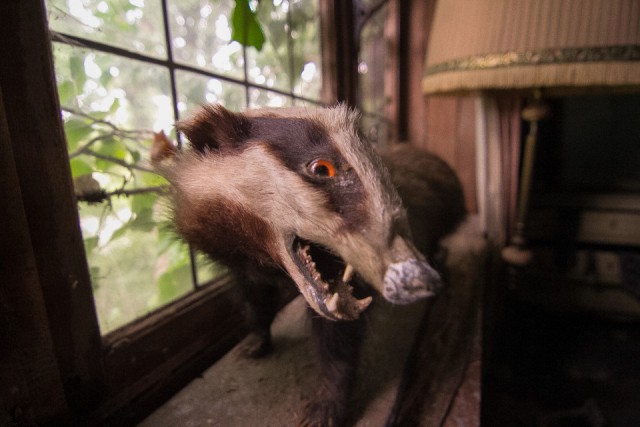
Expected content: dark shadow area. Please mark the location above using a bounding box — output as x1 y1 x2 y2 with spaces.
485 297 640 427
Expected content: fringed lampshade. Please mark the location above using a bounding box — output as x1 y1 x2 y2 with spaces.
423 0 640 95
423 0 640 264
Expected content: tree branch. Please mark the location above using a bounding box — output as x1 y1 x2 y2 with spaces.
69 133 113 158
83 149 156 173
62 106 153 138
76 185 169 204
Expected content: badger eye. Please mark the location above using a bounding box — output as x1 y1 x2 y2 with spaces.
308 159 336 178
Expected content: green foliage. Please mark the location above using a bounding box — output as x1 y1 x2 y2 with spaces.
45 0 322 334
231 0 265 51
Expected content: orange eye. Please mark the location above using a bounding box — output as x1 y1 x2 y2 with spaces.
308 159 336 178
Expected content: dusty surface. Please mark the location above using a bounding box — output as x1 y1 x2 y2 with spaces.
139 217 486 427
139 296 425 427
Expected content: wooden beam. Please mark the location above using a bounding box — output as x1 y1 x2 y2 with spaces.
0 0 105 417
0 84 71 426
320 0 359 106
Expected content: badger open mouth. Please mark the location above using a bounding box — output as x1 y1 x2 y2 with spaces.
291 237 372 321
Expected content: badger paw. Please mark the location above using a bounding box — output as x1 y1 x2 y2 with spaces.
237 332 272 358
299 399 347 427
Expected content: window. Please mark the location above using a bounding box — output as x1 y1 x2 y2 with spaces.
1 0 405 424
358 0 392 145
46 0 324 334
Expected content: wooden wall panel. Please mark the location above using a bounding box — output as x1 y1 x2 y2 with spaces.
422 97 478 213
404 0 478 214
405 0 435 146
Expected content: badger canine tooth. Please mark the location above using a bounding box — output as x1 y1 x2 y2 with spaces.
342 264 354 283
325 292 340 313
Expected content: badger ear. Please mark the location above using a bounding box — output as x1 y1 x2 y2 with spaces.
176 104 251 152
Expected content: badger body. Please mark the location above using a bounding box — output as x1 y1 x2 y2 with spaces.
153 104 465 425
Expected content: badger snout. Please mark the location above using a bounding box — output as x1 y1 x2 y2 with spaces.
382 258 443 304
379 234 444 305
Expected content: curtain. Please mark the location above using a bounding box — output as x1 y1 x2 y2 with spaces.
475 93 522 246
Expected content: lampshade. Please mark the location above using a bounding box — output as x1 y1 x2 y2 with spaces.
423 0 640 95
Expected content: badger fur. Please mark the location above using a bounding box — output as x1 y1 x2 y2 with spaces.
152 104 466 426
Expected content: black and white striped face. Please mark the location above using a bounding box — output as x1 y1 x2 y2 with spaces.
154 104 442 321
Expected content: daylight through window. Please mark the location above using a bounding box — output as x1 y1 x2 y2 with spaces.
45 0 323 334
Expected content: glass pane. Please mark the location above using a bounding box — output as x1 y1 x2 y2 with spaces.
249 88 293 108
46 0 166 58
168 0 245 79
175 69 241 286
53 42 194 333
176 69 247 114
359 4 388 116
246 0 291 92
195 253 227 287
290 0 322 100
360 114 390 147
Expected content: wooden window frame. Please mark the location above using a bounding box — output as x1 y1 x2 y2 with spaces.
0 2 252 423
0 0 405 424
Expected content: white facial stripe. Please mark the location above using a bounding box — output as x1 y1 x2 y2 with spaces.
173 145 344 241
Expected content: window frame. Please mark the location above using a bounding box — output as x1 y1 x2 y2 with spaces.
1 0 402 424
49 0 328 336
0 0 337 424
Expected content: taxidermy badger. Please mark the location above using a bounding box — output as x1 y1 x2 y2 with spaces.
152 104 466 425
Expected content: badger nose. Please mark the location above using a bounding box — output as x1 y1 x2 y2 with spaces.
382 258 443 304
381 235 444 305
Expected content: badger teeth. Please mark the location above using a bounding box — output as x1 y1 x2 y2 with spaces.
342 264 354 283
324 291 372 318
295 239 372 319
326 292 340 313
356 296 373 311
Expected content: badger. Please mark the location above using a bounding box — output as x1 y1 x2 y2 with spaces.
152 104 466 426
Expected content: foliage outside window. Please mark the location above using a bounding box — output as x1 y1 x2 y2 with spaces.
46 0 323 334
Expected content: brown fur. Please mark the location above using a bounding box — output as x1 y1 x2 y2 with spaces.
174 195 280 269
380 145 466 255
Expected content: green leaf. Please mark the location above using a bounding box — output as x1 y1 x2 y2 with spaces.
156 263 192 305
84 236 99 255
93 137 129 171
129 149 141 163
89 265 101 291
130 210 154 232
139 170 168 187
57 80 76 106
69 55 86 91
131 192 157 212
231 0 265 51
64 117 94 152
108 98 120 115
69 159 94 178
108 223 130 243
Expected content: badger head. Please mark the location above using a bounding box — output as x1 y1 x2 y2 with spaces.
153 104 443 321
